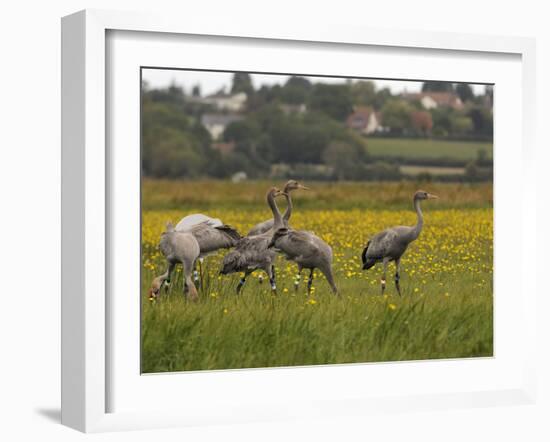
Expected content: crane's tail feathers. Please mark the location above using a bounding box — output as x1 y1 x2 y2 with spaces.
216 224 242 242
361 242 370 266
361 242 377 270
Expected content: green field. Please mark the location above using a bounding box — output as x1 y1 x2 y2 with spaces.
142 179 493 211
141 180 493 373
367 138 493 160
400 165 465 176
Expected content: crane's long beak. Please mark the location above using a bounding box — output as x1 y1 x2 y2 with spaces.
298 185 310 190
427 193 439 199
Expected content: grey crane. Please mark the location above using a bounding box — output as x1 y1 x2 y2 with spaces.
220 187 285 293
174 214 241 287
247 180 309 236
177 220 240 256
247 179 308 285
361 190 438 296
176 213 223 231
149 222 201 301
268 227 338 295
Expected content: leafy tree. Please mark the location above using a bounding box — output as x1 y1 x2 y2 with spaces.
410 110 433 135
191 84 201 97
351 81 376 107
450 115 473 135
247 85 281 111
231 72 254 95
269 115 328 163
231 142 271 178
421 81 454 93
280 76 312 104
455 83 474 103
373 87 392 110
430 107 453 135
223 119 261 143
381 99 415 134
308 83 353 120
216 151 252 177
485 85 494 107
141 87 212 178
322 141 366 180
468 106 493 136
253 103 286 132
145 84 185 109
148 128 205 178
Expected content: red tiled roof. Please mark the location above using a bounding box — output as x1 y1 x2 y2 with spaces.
346 106 374 129
403 92 463 109
211 141 235 155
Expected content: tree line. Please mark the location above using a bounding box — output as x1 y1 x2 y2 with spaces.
141 74 493 181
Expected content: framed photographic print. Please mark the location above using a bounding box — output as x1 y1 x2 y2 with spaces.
139 67 494 374
61 9 537 432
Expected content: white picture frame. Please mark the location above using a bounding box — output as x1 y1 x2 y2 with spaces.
61 9 537 433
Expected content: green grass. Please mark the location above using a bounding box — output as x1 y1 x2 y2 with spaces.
141 261 493 373
367 138 493 160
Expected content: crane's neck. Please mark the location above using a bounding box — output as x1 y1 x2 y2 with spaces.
411 197 423 240
282 190 292 225
267 191 284 230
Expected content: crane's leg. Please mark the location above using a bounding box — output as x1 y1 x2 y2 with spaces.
323 267 339 296
394 258 402 297
199 257 205 288
192 257 204 289
185 276 199 301
193 258 203 288
295 265 303 292
236 270 251 294
164 262 176 294
268 266 277 293
307 269 314 294
381 258 390 295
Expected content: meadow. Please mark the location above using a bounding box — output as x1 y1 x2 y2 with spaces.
141 180 493 373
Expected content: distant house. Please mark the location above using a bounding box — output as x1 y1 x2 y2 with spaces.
403 92 463 110
198 92 247 112
279 103 307 115
211 141 236 155
231 171 247 183
346 106 382 135
201 114 244 140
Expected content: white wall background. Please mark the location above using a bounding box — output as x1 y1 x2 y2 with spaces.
0 1 547 441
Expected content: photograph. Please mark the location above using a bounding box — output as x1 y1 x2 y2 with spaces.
140 69 494 373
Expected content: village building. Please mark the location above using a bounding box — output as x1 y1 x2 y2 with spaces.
279 103 307 115
346 106 382 135
402 92 464 110
196 91 248 112
201 114 244 140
